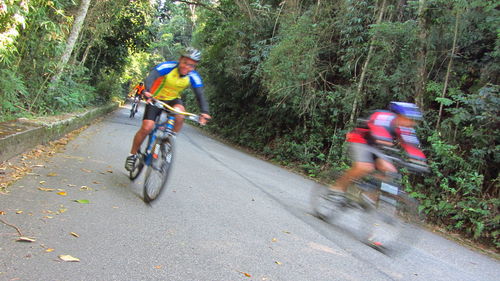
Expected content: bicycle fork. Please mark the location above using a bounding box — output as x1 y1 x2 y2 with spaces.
152 115 175 160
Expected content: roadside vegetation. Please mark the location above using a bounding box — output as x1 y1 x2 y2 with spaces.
1 0 498 249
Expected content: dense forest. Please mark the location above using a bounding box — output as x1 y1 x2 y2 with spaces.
1 0 498 249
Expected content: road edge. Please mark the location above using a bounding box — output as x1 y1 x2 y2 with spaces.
0 102 119 164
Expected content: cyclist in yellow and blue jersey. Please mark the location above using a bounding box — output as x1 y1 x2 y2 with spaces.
125 48 211 171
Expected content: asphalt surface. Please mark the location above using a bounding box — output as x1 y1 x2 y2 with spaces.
1 103 499 281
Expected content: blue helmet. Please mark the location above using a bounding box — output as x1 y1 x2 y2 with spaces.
389 102 423 120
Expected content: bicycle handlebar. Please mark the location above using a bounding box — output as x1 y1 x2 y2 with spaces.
149 99 200 123
384 153 430 174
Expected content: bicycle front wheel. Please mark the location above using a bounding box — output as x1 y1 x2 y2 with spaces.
143 137 175 203
364 190 423 256
130 103 136 118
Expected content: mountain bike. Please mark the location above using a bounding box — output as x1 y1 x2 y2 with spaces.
129 96 141 118
128 100 200 203
311 151 428 255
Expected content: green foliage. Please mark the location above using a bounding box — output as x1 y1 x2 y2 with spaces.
40 66 97 113
0 68 30 121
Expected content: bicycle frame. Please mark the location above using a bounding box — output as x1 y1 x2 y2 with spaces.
143 114 175 166
142 100 199 166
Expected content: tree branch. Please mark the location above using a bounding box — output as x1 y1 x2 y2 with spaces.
172 0 219 11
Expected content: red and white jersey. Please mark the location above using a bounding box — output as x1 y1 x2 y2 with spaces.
346 111 426 161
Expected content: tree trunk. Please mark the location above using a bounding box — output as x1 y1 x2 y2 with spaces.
436 11 460 129
349 0 387 124
51 0 92 83
414 0 428 109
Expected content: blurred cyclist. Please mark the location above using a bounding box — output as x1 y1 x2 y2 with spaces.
125 47 211 171
132 82 145 99
130 82 145 113
329 102 428 204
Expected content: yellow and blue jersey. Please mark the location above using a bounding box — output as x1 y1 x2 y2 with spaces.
145 61 209 113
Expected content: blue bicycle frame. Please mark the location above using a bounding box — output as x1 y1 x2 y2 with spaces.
143 114 176 166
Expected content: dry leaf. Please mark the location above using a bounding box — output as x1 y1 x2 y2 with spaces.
106 170 113 173
0 211 5 215
43 216 53 219
39 181 46 184
67 184 76 187
240 272 251 277
16 211 23 214
17 237 36 242
275 261 282 265
58 208 67 214
282 231 291 234
80 186 90 190
272 238 277 242
92 181 100 184
59 255 80 262
57 191 67 196
81 168 92 173
47 172 57 177
45 248 55 252
70 232 79 238
38 187 55 192
154 265 162 269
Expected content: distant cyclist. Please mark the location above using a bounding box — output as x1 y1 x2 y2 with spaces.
125 47 211 171
329 102 428 204
132 82 145 100
130 82 145 114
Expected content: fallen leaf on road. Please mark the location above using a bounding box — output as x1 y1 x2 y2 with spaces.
154 265 162 269
67 184 76 187
39 181 46 184
47 172 57 177
92 181 100 184
282 231 291 234
16 211 23 214
17 237 36 242
81 168 92 173
0 211 5 215
57 192 67 196
80 186 90 190
275 261 282 265
74 199 89 204
239 272 251 277
70 232 79 238
58 208 67 214
46 248 55 252
59 255 80 262
106 170 113 173
43 216 53 219
272 238 277 242
38 187 55 192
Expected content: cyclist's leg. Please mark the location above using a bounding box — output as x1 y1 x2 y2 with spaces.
330 142 375 192
165 99 185 133
130 103 161 154
361 147 396 203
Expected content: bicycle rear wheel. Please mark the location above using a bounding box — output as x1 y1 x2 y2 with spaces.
143 137 175 203
364 190 423 255
129 136 149 180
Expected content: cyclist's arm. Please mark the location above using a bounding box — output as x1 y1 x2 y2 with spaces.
191 86 209 114
396 126 427 162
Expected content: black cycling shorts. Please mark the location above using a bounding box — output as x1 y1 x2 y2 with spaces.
143 99 183 121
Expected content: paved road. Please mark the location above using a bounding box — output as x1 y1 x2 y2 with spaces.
1 103 498 281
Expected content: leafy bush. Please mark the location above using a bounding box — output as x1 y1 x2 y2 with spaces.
0 68 30 121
